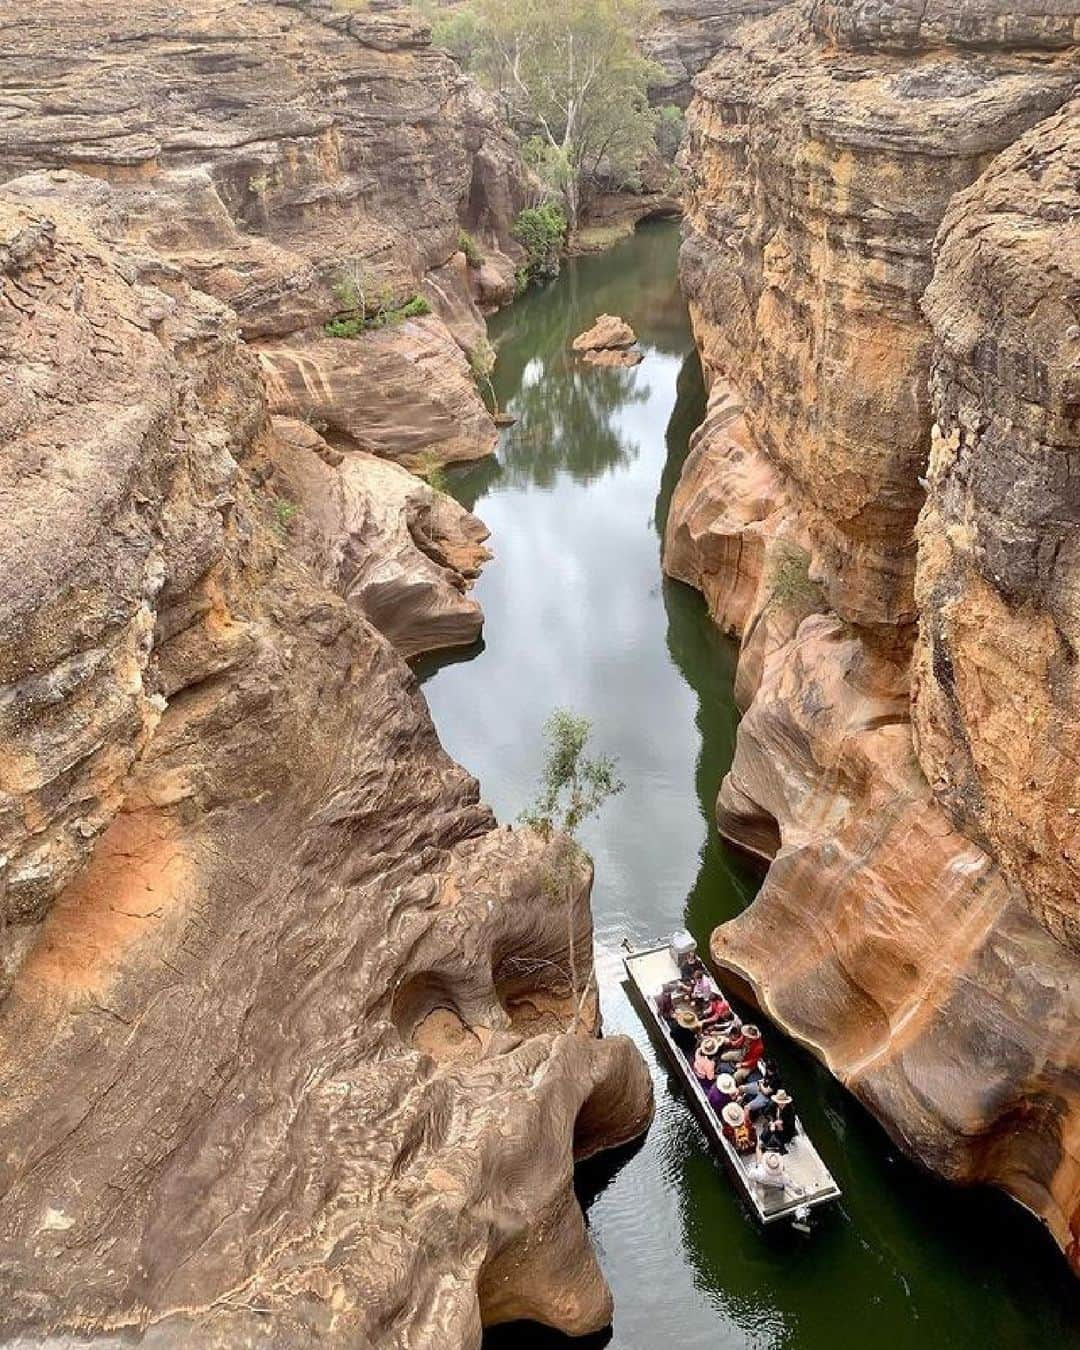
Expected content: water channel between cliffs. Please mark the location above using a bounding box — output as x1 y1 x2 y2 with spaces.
417 221 1079 1350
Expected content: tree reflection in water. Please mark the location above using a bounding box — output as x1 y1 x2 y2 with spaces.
446 220 688 510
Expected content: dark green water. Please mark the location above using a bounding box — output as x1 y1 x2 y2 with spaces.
419 222 1079 1350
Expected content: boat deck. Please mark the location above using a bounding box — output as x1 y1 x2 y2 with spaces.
624 943 841 1225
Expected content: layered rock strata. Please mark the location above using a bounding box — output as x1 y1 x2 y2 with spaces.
666 0 1080 1268
0 0 527 466
0 174 653 1346
645 1 790 105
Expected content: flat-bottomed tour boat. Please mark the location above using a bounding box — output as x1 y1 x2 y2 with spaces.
624 932 841 1230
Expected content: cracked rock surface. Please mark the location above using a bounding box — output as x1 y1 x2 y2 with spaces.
665 0 1079 1270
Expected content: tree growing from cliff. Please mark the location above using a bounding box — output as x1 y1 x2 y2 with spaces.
454 0 662 233
510 710 624 1029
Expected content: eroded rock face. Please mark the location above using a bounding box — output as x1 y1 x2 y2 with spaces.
268 416 490 658
0 0 527 466
0 178 653 1345
915 104 1080 954
644 0 790 105
667 0 1080 1269
810 0 1080 51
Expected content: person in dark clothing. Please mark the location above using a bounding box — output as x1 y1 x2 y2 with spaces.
742 1062 781 1117
667 1006 699 1059
759 1090 797 1153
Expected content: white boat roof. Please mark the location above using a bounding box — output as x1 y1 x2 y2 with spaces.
624 942 841 1223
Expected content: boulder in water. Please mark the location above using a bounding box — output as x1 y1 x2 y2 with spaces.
573 313 637 352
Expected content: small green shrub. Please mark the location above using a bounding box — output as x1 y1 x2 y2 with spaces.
468 336 498 412
273 496 299 535
395 294 432 321
458 228 484 269
767 543 824 610
511 204 567 287
324 293 431 338
415 449 448 496
655 104 686 162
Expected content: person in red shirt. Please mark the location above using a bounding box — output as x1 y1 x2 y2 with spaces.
733 1023 764 1084
700 994 733 1029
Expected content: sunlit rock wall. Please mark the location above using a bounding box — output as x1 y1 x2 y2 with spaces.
667 0 1080 1269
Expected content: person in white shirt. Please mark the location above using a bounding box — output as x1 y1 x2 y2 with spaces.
746 1144 803 1195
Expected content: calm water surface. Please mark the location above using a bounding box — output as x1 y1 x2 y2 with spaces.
419 223 1079 1350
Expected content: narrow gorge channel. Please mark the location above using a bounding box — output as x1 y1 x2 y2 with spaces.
421 222 1079 1349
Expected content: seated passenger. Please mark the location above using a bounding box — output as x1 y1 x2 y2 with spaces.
733 1023 765 1083
706 1071 738 1113
691 970 714 1005
669 1006 699 1059
758 1091 796 1155
719 1025 747 1064
770 1088 797 1143
700 993 733 1029
742 1063 781 1117
693 1034 720 1084
720 1101 757 1156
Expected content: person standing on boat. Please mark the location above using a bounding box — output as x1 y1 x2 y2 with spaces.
746 1145 799 1194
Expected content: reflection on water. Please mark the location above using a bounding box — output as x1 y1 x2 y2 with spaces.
419 222 1080 1350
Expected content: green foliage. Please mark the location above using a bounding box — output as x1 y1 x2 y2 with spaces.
325 289 431 338
396 294 434 320
273 496 299 535
448 0 664 231
520 709 624 841
654 103 685 161
467 335 499 411
415 449 448 496
767 543 824 610
429 4 484 65
512 204 568 285
457 227 484 268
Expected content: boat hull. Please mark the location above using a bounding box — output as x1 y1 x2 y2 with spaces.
623 942 841 1225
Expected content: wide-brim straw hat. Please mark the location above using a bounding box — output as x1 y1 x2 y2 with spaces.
699 1036 720 1056
764 1150 783 1170
742 1024 761 1039
674 1008 699 1028
721 1102 745 1127
716 1073 737 1095
773 1089 793 1106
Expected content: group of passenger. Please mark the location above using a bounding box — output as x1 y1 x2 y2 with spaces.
657 951 803 1197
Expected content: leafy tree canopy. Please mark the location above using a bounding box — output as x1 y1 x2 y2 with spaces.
436 0 664 231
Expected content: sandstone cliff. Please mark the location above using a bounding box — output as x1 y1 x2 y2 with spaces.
0 167 652 1350
0 4 655 1342
0 0 528 467
645 1 790 106
666 0 1080 1269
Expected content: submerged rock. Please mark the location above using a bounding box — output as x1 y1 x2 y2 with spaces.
584 347 645 368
